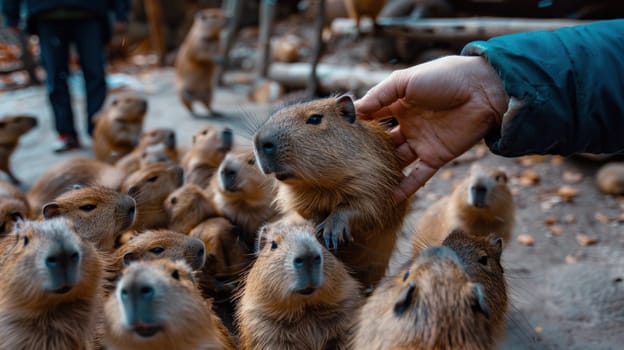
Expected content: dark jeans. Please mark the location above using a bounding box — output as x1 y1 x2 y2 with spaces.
37 18 107 137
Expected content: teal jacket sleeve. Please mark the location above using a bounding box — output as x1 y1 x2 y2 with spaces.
462 19 624 157
1 0 22 27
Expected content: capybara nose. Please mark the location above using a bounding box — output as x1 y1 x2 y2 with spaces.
122 285 155 301
261 140 276 156
470 184 488 208
166 131 176 148
189 238 206 270
420 246 460 264
45 250 79 269
293 253 322 271
221 128 233 149
127 185 140 198
140 100 148 113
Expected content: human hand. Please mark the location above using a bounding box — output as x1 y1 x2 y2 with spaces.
355 55 509 202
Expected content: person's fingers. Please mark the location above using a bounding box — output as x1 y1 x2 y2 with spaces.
388 127 406 147
355 71 408 119
393 161 438 203
395 142 418 168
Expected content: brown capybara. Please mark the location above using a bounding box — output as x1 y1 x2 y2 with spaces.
596 162 624 195
175 9 225 117
211 148 278 246
351 245 494 350
343 0 387 33
121 163 184 231
412 164 515 255
165 183 218 234
93 94 148 164
442 229 508 343
27 157 125 217
0 114 37 185
104 259 235 350
41 185 136 252
236 222 362 350
0 218 103 350
113 229 206 276
115 128 178 176
189 217 250 298
181 126 233 188
0 179 29 235
253 95 409 287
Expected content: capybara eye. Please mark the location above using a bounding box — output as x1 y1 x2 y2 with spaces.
202 130 208 135
23 236 29 246
171 269 180 280
111 99 118 106
402 269 410 282
494 174 507 183
247 158 255 165
150 247 165 254
270 241 278 250
147 176 159 183
141 152 148 159
171 197 177 205
478 255 488 265
79 204 97 212
306 114 323 125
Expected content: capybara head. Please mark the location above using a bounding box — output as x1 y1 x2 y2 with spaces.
254 95 377 185
353 245 493 350
215 148 274 200
0 218 101 308
115 230 206 271
105 259 222 350
190 126 233 166
139 143 177 167
165 184 217 234
138 128 176 150
462 164 512 209
42 186 136 251
0 114 38 144
122 163 184 224
187 9 226 60
96 94 148 146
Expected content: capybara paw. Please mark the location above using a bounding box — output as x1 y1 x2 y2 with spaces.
316 210 353 250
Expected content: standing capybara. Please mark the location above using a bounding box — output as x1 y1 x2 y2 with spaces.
41 185 136 252
181 126 233 188
253 95 409 287
104 259 235 350
210 148 278 246
351 245 495 350
412 164 514 255
175 9 225 117
27 157 125 217
236 222 362 350
93 94 148 164
0 218 103 350
0 114 37 184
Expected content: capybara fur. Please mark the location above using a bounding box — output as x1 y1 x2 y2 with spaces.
0 179 29 235
93 94 148 164
0 218 103 350
104 259 235 350
115 128 178 176
0 114 37 185
253 95 408 287
236 222 362 350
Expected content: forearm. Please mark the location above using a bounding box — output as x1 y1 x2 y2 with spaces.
1 0 22 27
462 19 624 156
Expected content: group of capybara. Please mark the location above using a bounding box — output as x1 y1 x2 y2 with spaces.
1 89 518 350
1 6 624 350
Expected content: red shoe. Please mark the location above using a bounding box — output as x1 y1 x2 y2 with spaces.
53 134 81 153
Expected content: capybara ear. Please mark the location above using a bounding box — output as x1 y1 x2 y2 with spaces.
255 224 273 255
42 203 62 219
393 281 417 317
171 165 184 187
336 95 356 124
471 283 491 320
122 252 138 266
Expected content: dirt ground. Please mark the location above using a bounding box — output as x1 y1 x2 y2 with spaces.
1 12 623 349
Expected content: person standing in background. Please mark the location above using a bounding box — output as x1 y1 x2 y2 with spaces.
2 0 129 152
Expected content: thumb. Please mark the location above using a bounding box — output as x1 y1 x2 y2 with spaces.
392 162 438 203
